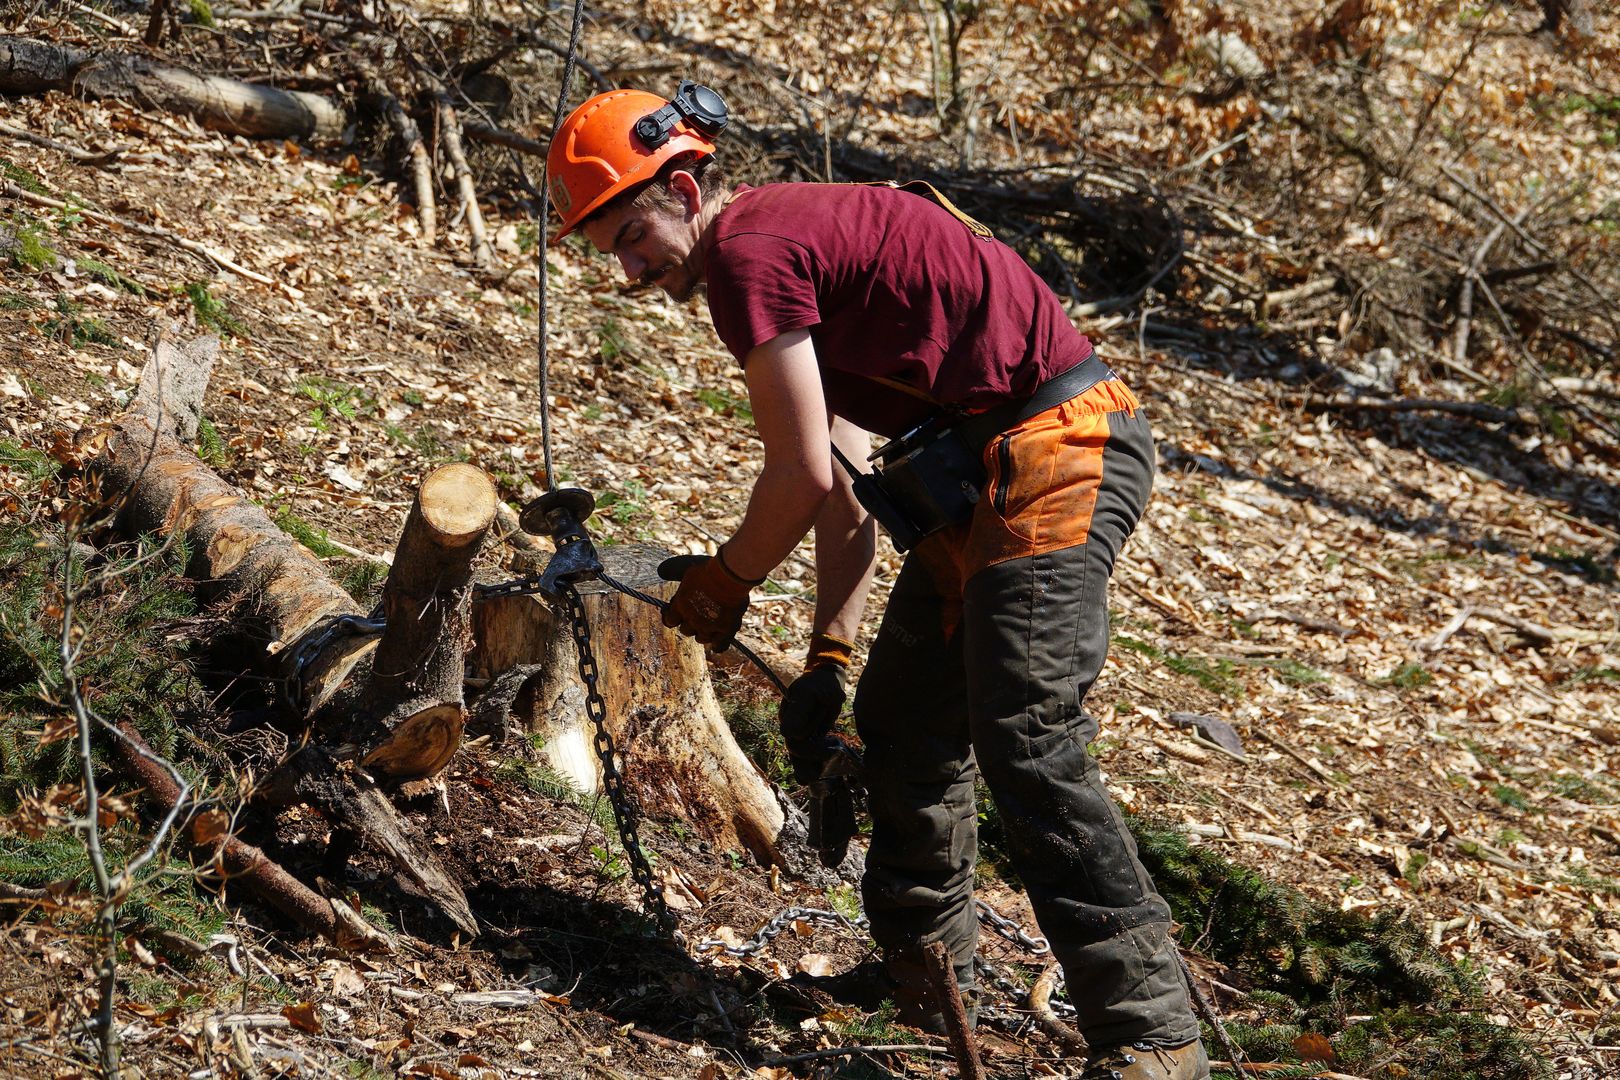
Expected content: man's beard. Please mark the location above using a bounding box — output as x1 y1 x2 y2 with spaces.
648 257 703 302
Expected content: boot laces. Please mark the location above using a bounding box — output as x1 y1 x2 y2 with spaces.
1076 1041 1160 1079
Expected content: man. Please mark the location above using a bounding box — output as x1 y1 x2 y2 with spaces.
546 83 1210 1080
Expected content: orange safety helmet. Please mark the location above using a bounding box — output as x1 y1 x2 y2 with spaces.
547 83 725 238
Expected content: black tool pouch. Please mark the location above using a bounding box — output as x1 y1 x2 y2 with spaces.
840 418 985 553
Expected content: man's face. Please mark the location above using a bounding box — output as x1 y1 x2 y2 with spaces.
582 191 703 302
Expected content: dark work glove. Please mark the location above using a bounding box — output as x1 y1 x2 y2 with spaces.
657 547 761 650
779 633 855 784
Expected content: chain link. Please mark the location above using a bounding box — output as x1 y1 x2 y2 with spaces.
975 897 1051 954
559 582 681 942
283 614 387 713
471 573 551 603
696 905 869 958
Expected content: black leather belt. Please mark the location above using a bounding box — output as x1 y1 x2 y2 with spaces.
953 352 1117 456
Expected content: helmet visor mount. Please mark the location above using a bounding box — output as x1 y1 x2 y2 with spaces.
633 80 729 152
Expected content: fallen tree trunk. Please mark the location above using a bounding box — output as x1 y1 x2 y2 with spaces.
362 462 496 779
93 337 374 715
470 544 787 866
0 35 346 143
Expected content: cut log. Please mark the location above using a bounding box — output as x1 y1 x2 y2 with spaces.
94 378 373 718
362 463 497 780
469 544 787 866
0 36 345 143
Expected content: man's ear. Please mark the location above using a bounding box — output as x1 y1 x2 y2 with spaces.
668 169 703 217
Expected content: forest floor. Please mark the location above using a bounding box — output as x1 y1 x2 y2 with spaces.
2 1 1619 1078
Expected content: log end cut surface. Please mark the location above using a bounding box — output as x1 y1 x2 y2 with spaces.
362 703 466 779
419 463 497 548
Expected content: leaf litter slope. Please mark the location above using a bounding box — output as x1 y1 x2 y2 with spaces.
1 4 1618 1079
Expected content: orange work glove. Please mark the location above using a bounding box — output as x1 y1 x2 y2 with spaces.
657 547 762 650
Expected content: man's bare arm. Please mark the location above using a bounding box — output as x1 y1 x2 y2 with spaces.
811 416 877 643
721 328 837 582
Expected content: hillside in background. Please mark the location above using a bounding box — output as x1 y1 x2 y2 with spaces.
1 1 1617 1077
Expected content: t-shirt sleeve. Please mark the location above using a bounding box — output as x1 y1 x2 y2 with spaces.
705 232 821 365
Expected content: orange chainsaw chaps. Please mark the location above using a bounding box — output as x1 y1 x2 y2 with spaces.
960 378 1141 576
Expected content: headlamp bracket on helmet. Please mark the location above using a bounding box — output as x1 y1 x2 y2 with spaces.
633 80 728 151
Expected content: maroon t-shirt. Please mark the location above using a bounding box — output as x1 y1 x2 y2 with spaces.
703 182 1092 438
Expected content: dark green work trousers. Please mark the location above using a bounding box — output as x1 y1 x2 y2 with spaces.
853 398 1199 1049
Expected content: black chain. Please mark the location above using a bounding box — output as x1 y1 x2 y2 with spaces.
559 581 680 940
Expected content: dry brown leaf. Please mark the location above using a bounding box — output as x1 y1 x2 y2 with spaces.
1294 1031 1335 1062
795 952 838 978
280 1001 322 1034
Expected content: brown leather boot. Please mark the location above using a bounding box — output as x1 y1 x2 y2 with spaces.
1076 1039 1210 1080
883 952 977 1035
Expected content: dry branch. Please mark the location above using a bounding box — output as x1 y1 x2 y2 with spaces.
2 182 274 285
0 119 126 166
0 35 345 143
1302 395 1532 426
463 120 550 156
437 100 493 268
1029 961 1087 1051
923 940 985 1080
110 723 391 952
369 79 437 244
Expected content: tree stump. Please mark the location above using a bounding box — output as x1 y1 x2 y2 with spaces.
470 544 787 866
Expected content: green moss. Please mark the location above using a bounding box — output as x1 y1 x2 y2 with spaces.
1491 784 1529 811
272 508 343 559
0 437 56 483
1382 662 1433 690
79 258 147 298
1259 658 1329 685
43 293 121 349
333 559 388 604
187 0 215 26
5 215 56 271
0 160 47 194
694 387 753 422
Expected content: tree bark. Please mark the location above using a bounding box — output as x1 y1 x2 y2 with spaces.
96 409 374 719
0 36 346 144
362 462 496 780
469 544 787 866
260 746 479 938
